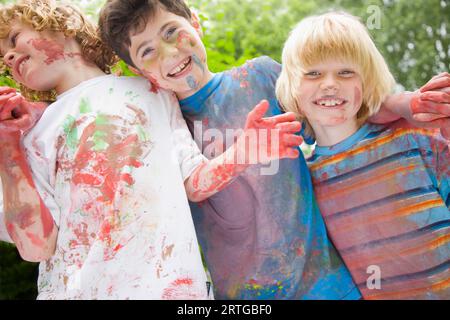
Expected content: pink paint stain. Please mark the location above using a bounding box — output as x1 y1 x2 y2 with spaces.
162 277 201 300
26 231 45 247
28 39 65 65
176 31 195 48
144 72 161 94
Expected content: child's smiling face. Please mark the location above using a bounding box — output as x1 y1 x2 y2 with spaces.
129 7 210 99
297 59 363 129
0 21 73 93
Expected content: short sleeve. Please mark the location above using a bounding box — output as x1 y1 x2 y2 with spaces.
413 130 450 208
167 94 207 181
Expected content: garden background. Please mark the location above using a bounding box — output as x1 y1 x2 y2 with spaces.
0 0 448 299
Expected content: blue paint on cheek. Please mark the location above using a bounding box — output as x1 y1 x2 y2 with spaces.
192 54 205 73
187 75 197 89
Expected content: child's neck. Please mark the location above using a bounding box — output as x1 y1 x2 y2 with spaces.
313 120 360 147
55 59 106 95
175 70 214 100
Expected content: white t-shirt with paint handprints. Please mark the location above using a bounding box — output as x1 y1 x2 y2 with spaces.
12 75 211 299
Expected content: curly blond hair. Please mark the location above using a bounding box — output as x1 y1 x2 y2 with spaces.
0 0 118 101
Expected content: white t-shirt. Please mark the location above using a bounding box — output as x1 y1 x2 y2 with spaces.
18 75 210 299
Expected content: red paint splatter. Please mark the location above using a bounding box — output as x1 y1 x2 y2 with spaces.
162 277 201 300
410 95 420 113
176 31 195 48
28 39 65 65
39 198 54 238
26 231 45 247
174 278 193 286
142 72 161 94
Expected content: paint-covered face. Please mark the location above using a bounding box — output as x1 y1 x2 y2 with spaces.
129 8 210 99
0 22 75 92
297 59 363 129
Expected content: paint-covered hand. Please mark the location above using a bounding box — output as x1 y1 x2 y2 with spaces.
0 87 47 134
411 72 450 139
242 100 302 163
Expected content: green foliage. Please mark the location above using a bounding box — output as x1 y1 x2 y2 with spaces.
190 0 449 90
0 242 38 300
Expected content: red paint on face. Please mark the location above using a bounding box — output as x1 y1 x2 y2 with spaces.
28 39 65 65
145 73 161 94
176 31 195 48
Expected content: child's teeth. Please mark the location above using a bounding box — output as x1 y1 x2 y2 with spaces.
318 99 343 106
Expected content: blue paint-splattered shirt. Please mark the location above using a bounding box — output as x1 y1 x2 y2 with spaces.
179 56 360 299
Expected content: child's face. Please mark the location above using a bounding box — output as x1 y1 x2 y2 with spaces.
297 59 363 129
128 8 209 98
0 22 71 92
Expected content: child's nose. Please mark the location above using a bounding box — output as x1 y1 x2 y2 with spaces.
320 75 339 92
4 51 16 68
162 43 180 58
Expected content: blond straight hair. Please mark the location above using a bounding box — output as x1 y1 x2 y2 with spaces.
276 11 396 138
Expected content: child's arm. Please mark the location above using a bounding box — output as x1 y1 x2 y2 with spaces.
371 73 450 139
184 100 302 202
0 90 57 262
0 135 58 261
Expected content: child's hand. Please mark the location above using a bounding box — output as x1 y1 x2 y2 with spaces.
410 72 450 139
0 87 47 134
0 87 20 121
242 100 302 163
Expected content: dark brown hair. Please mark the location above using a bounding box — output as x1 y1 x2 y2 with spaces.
99 0 192 67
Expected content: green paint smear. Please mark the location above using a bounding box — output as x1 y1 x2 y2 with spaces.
79 98 92 114
93 130 109 151
137 125 149 142
63 115 78 150
95 114 109 126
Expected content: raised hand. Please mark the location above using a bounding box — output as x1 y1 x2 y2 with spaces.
410 73 450 139
242 100 302 163
0 87 47 134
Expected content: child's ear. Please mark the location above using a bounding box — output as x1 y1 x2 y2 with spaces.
129 66 143 76
191 11 203 38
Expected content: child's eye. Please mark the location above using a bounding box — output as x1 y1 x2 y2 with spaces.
166 27 177 39
141 47 154 59
10 32 19 46
304 71 321 78
339 70 355 77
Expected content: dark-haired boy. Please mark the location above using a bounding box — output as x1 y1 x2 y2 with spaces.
99 0 450 299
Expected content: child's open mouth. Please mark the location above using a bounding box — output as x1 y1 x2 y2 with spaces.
167 57 192 78
313 97 347 108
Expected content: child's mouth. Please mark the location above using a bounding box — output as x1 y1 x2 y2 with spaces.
167 57 192 78
313 97 347 108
